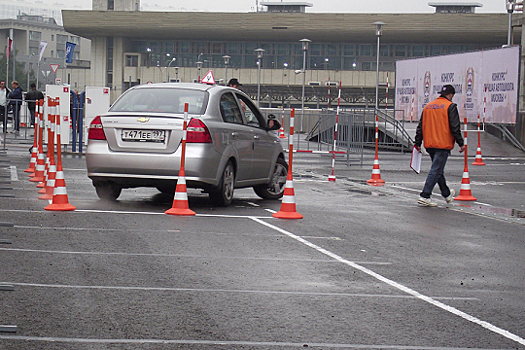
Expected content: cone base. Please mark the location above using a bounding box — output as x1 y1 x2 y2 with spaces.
36 182 46 188
38 193 53 200
279 135 286 139
38 188 46 194
328 176 336 182
29 176 44 183
24 167 35 173
472 161 486 166
367 178 385 186
454 195 477 201
273 211 303 219
45 203 76 211
165 207 196 216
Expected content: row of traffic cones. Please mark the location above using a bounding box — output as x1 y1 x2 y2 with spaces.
24 98 76 211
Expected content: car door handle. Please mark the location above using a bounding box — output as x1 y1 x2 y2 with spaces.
231 132 239 139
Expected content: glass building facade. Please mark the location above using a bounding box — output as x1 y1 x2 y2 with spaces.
130 40 493 72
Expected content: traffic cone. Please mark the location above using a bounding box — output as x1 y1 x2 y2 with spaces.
45 166 76 211
367 157 385 186
165 170 195 216
25 122 39 173
38 163 56 200
454 168 477 201
279 125 286 139
29 151 46 183
273 179 303 219
472 147 486 166
273 108 302 220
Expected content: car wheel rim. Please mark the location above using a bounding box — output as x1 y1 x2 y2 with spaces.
224 165 234 200
269 163 287 195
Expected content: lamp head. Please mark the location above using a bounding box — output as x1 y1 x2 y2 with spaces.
507 0 516 13
372 21 385 37
255 48 265 59
300 38 311 51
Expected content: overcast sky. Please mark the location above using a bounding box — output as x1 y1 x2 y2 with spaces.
138 0 505 13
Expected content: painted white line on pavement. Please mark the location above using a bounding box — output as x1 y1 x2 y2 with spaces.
246 201 260 207
250 217 525 347
4 282 478 301
10 165 18 181
265 208 277 214
0 336 499 349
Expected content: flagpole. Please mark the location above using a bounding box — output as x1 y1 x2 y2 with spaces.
6 37 10 93
63 42 66 84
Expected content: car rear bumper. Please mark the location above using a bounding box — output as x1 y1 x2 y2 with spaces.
86 141 222 188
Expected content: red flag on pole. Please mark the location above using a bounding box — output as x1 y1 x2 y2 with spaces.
6 38 12 60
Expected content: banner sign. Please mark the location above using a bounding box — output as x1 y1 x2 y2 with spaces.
395 46 519 124
65 42 76 63
39 41 48 61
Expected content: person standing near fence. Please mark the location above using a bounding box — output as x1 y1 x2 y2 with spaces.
0 80 10 134
26 83 44 127
8 81 23 134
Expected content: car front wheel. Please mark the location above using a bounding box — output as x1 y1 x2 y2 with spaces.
253 157 288 200
209 161 235 207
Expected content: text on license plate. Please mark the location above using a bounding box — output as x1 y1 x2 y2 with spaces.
122 129 165 142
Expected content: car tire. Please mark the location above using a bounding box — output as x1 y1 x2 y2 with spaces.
94 181 122 201
209 160 235 207
253 157 288 200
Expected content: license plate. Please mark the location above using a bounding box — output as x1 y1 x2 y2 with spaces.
122 129 165 142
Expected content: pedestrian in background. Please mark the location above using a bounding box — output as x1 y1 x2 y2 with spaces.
8 81 23 133
414 84 465 207
26 83 44 127
0 80 10 134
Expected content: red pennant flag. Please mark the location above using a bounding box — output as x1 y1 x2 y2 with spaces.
6 38 12 60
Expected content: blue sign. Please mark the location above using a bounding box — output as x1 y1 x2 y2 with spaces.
65 42 76 63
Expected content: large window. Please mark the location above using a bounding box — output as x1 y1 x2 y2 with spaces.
126 55 138 67
29 31 41 41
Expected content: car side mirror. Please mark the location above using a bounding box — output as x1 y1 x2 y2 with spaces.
267 114 281 131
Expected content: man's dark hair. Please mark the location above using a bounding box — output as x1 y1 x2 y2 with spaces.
30 83 36 89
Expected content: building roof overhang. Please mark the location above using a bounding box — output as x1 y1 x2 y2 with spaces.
62 11 511 44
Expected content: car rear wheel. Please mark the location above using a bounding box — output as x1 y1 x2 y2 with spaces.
94 181 122 201
209 161 235 207
253 157 288 200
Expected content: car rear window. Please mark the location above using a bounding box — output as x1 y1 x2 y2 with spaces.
110 88 208 115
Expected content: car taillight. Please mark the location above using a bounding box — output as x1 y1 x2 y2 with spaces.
187 118 212 143
88 116 106 140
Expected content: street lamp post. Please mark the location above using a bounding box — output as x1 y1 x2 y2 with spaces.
223 55 231 85
167 57 176 82
196 61 203 82
255 48 265 107
507 0 516 46
373 21 385 112
174 67 179 82
300 38 311 132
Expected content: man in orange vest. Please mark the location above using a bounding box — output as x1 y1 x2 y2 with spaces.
415 84 465 207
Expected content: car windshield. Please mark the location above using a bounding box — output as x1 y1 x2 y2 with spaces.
110 88 208 115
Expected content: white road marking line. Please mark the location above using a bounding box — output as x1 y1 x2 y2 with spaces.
9 165 18 181
3 282 477 301
250 217 525 347
474 202 493 207
0 336 501 349
265 208 277 213
246 201 260 207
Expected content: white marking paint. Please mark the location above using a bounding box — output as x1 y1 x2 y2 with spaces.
250 217 525 346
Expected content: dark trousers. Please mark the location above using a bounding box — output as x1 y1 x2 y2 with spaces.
420 148 452 199
0 105 6 133
12 102 21 131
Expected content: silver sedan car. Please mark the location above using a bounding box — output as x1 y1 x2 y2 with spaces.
86 83 287 206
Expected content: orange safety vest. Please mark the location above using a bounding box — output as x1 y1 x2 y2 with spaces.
422 97 455 150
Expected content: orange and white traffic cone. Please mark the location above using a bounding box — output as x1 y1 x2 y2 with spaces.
25 121 39 173
273 179 303 219
455 117 477 201
367 114 385 186
472 114 485 166
29 100 45 178
29 149 46 183
45 97 76 211
273 108 303 219
165 103 195 216
165 169 195 216
279 108 286 139
38 162 56 200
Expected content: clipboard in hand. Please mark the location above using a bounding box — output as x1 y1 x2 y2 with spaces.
410 146 422 174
